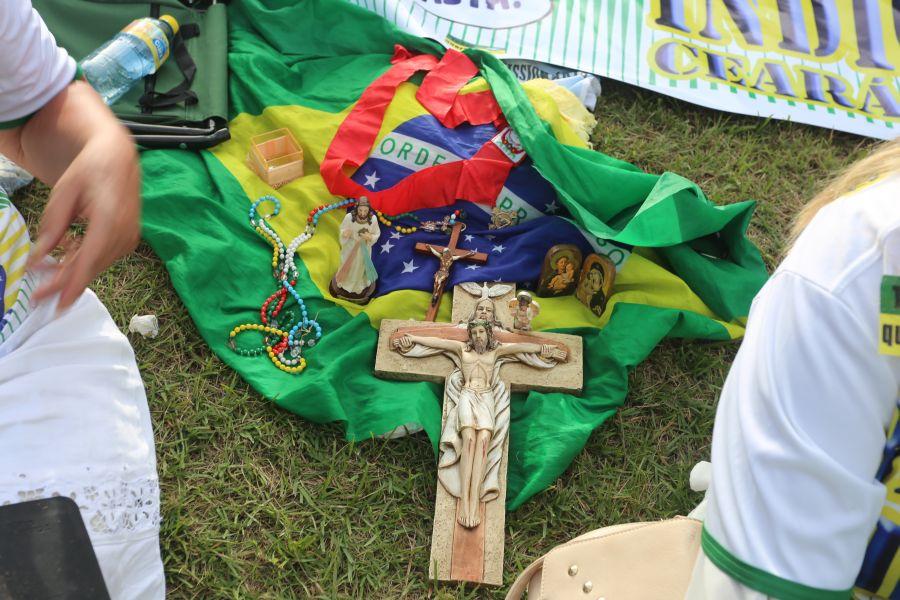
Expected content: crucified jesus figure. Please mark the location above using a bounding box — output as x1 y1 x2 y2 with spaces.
393 320 566 527
428 245 475 306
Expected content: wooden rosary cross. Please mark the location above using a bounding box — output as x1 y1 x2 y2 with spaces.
416 222 488 321
375 283 583 585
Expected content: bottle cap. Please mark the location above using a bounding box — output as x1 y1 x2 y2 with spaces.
159 15 180 37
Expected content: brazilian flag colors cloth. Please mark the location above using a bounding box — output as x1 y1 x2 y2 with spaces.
140 0 769 509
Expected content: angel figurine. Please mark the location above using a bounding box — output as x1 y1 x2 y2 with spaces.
507 290 540 331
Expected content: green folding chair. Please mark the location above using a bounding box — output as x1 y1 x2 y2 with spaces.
33 0 230 149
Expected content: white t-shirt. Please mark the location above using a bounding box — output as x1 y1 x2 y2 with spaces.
0 0 75 125
688 174 900 599
0 0 77 335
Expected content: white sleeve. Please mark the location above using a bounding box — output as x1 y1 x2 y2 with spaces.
0 0 76 125
685 553 771 599
696 270 896 596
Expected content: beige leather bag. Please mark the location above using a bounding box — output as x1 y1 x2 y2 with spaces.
505 517 702 600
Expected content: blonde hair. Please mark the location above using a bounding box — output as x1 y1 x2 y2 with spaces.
790 139 900 243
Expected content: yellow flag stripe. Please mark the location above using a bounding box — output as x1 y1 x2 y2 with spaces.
211 80 744 339
211 79 592 321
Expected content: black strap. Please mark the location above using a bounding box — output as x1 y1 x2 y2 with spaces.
139 23 200 111
141 3 162 112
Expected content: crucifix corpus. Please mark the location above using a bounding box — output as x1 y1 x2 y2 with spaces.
374 282 583 585
417 222 487 321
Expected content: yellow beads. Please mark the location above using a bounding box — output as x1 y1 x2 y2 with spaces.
231 323 307 374
375 210 417 235
255 226 281 268
267 350 307 374
229 323 288 338
255 226 276 246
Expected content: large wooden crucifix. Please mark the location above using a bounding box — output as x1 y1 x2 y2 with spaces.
374 283 583 585
416 222 487 321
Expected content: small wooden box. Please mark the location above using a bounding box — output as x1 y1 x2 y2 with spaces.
247 128 304 188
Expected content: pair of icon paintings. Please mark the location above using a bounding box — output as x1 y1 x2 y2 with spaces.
536 245 616 317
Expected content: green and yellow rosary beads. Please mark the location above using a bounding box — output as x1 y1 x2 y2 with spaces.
227 195 331 374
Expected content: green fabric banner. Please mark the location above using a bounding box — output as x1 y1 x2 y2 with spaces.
139 0 768 509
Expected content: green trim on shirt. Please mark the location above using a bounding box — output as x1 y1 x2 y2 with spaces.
0 66 85 130
701 526 853 600
0 115 32 130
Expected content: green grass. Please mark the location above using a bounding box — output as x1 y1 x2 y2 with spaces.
12 79 877 599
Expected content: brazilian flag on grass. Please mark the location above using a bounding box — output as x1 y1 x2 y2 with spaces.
140 0 768 509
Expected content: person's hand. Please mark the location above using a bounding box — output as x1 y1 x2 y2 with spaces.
0 80 142 311
26 121 140 309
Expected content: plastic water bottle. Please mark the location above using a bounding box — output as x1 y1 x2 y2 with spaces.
80 15 179 105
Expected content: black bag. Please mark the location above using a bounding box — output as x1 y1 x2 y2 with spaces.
0 497 111 599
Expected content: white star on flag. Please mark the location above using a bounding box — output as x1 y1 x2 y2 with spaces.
364 171 381 189
464 234 474 242
492 244 505 253
545 200 559 214
401 259 419 274
465 264 481 270
380 240 394 254
390 231 402 240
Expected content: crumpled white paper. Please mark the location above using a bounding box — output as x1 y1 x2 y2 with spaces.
128 315 159 338
689 460 712 493
686 460 712 520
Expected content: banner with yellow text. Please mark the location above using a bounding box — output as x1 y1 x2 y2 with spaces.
351 0 899 139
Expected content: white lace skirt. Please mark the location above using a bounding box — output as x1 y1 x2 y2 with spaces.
0 279 164 599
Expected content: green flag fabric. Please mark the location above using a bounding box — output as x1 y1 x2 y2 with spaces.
139 0 768 509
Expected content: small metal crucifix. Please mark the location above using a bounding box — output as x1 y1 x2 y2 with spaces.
416 222 487 321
